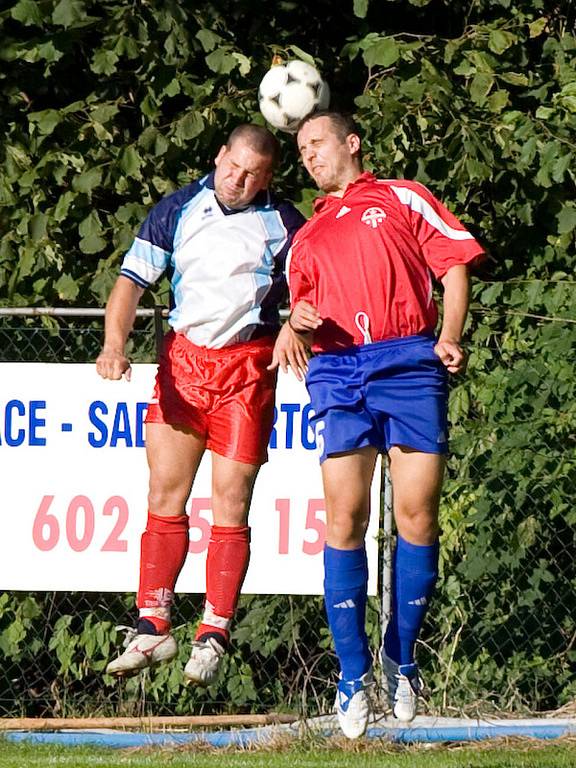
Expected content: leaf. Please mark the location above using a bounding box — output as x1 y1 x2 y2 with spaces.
454 60 476 76
140 93 159 120
557 82 576 113
52 0 87 28
195 29 222 52
363 38 400 69
6 145 31 169
89 104 119 124
79 234 107 254
480 282 504 305
91 121 114 142
11 0 43 26
119 146 143 179
54 191 76 222
28 109 61 136
499 72 529 87
91 50 119 76
488 30 517 55
205 48 237 74
54 273 80 300
470 73 494 105
232 52 251 76
17 247 37 279
22 40 64 66
163 78 181 98
114 203 146 224
528 18 548 38
552 154 572 183
557 204 576 234
29 214 47 241
487 89 509 113
287 45 316 66
72 167 102 195
78 211 102 238
174 112 204 142
353 0 369 18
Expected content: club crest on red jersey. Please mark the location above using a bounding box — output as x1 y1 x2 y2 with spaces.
361 207 386 229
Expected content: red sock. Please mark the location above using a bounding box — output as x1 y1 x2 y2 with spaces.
137 512 189 634
196 525 250 645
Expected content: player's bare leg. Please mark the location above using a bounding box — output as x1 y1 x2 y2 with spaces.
184 454 260 686
320 447 378 738
106 423 205 677
382 446 445 720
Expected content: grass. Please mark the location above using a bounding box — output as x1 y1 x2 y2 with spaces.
0 737 576 768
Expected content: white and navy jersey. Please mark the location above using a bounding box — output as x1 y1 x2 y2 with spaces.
121 172 305 348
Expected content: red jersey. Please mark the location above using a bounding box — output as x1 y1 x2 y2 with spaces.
287 172 484 352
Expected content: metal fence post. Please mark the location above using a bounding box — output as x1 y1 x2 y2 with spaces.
380 457 393 656
154 305 164 362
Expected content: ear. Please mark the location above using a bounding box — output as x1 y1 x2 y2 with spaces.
261 166 273 188
346 133 361 156
214 145 227 166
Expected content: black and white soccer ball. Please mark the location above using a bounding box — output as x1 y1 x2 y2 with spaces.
258 60 330 134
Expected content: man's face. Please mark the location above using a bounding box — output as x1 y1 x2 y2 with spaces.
297 116 360 194
213 141 274 208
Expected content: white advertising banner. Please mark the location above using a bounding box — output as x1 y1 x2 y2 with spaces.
0 364 381 595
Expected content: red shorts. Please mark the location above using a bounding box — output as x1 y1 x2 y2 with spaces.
145 331 277 465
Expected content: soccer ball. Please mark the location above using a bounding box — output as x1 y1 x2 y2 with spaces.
258 60 330 134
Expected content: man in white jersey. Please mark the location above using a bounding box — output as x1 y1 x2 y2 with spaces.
97 124 305 684
271 112 484 738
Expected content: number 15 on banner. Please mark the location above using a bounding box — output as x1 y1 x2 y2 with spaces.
189 497 326 556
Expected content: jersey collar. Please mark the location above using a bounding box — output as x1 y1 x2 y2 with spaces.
313 171 375 213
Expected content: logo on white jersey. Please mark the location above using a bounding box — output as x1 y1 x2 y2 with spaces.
361 206 386 229
336 205 351 219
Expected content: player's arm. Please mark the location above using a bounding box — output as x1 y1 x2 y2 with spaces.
288 300 322 333
96 276 145 381
268 320 311 381
268 299 322 379
434 264 470 375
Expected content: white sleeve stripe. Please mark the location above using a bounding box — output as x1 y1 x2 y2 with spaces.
133 237 171 260
285 245 294 292
390 185 474 241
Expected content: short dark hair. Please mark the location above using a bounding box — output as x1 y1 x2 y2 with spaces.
297 110 361 143
227 124 281 167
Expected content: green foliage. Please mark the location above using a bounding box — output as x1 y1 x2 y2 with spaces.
0 591 380 717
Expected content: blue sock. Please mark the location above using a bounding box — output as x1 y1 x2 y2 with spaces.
324 544 371 681
384 535 439 666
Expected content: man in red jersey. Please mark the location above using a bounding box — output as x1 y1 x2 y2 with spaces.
271 112 484 738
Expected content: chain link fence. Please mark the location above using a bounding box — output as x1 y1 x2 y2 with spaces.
0 309 574 720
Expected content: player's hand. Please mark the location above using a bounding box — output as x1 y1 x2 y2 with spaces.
288 300 322 333
96 348 132 381
268 321 312 381
434 339 467 375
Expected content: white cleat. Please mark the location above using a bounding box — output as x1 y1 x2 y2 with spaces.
184 636 226 686
381 651 421 721
334 669 373 739
106 629 178 678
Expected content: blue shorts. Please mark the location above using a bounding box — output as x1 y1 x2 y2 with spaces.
306 335 449 463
